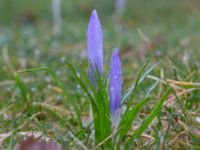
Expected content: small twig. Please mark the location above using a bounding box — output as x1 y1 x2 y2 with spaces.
164 88 199 107
33 102 75 117
137 28 150 42
158 68 164 97
147 75 181 89
167 79 200 87
141 133 155 145
168 131 187 145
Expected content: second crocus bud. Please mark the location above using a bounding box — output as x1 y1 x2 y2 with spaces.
110 48 122 129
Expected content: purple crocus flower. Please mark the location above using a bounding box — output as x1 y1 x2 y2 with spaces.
110 48 122 129
87 10 103 85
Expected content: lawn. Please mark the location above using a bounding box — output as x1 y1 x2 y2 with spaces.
0 0 200 149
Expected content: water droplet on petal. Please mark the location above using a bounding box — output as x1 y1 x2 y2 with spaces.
76 84 81 89
31 87 36 93
110 86 115 91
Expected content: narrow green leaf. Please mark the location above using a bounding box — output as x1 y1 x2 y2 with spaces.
120 81 159 139
16 67 84 130
121 61 149 104
65 59 112 147
138 61 161 84
128 87 172 142
121 61 160 104
14 73 28 103
64 59 97 110
103 72 110 88
94 70 112 147
120 96 150 138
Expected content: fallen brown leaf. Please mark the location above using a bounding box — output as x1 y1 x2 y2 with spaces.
14 136 61 150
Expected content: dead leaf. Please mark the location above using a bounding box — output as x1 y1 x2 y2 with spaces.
14 136 61 150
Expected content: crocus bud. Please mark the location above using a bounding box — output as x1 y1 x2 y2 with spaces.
110 48 122 129
87 10 103 85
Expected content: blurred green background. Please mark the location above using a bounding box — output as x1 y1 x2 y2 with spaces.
0 0 200 78
1 0 200 98
1 0 200 85
1 0 200 57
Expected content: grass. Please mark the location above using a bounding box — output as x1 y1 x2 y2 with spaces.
0 0 200 149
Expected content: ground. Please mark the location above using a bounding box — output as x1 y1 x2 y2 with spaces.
0 0 200 149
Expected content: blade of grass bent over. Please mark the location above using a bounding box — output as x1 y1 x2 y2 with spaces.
16 67 84 130
120 81 159 138
128 87 172 144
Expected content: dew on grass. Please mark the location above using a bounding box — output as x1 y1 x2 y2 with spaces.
76 84 81 89
60 57 65 63
31 87 36 93
34 48 41 57
76 72 80 77
52 41 59 49
45 76 51 82
56 95 61 101
56 70 61 76
154 50 161 57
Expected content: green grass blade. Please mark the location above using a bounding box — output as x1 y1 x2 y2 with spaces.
128 87 172 143
14 73 28 103
145 80 159 97
121 61 160 104
64 59 97 110
16 67 84 130
103 72 109 88
121 61 149 104
120 97 150 138
93 69 112 147
138 61 161 84
120 81 159 139
64 59 112 147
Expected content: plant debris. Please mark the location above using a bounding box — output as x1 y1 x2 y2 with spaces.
14 136 61 150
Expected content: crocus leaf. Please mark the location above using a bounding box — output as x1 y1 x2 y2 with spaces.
120 81 159 138
127 87 172 144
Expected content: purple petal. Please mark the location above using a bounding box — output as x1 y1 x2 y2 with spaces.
110 48 122 128
87 10 103 81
